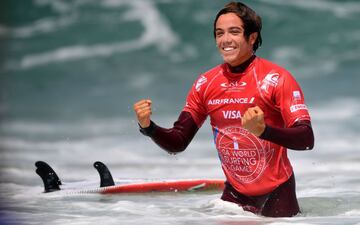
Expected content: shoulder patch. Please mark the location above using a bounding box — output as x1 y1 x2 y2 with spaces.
195 75 207 92
260 71 280 93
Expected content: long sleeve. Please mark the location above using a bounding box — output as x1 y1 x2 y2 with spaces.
139 111 199 154
259 120 314 150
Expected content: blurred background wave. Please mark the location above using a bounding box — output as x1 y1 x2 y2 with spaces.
0 0 360 224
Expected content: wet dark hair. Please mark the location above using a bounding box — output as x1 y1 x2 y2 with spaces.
213 2 262 52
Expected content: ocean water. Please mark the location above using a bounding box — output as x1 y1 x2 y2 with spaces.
1 0 360 224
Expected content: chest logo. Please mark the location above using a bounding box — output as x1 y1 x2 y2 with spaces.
222 110 241 119
220 81 247 92
220 81 247 88
208 97 255 105
215 127 274 184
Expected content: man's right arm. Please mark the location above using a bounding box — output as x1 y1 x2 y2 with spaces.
133 99 199 154
140 111 199 154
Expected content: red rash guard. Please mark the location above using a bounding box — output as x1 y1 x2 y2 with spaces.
140 56 314 197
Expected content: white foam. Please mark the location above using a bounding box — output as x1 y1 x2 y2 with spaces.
34 0 72 13
205 199 256 217
342 209 360 216
8 0 179 70
292 159 360 198
260 0 360 18
101 0 129 8
17 43 133 69
0 118 135 135
311 98 360 121
306 97 360 153
267 223 315 225
0 16 76 38
128 73 154 90
271 46 338 78
120 1 179 53
315 138 360 153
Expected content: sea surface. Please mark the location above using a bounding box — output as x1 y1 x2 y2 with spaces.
1 0 360 224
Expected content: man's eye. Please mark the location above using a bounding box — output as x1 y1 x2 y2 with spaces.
230 29 241 34
216 32 224 37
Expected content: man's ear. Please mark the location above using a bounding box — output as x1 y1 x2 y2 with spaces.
249 32 258 45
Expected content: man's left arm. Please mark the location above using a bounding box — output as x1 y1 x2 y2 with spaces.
242 106 314 150
259 120 314 150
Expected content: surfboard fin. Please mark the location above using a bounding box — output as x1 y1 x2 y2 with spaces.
35 161 62 192
93 161 115 187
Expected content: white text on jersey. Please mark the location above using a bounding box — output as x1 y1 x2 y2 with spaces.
222 110 242 119
208 97 255 105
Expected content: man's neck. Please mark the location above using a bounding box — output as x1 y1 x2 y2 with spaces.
228 55 256 73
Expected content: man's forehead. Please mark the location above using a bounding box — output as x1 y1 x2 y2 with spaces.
216 13 244 28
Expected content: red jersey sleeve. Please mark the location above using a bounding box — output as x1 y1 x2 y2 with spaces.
274 72 311 127
182 75 208 127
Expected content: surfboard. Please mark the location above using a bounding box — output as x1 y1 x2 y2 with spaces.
35 161 225 194
101 179 225 194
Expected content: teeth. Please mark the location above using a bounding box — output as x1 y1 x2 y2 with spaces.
223 47 235 51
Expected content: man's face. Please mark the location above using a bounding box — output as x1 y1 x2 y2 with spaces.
215 13 256 67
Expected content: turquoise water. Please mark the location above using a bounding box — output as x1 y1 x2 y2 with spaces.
1 0 360 224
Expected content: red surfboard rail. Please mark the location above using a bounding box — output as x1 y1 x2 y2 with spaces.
101 179 225 194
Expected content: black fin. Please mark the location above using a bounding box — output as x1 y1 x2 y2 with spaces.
93 161 115 187
35 161 62 192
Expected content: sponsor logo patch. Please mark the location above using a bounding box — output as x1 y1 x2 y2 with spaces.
222 110 242 119
290 104 308 113
220 81 247 92
292 91 301 101
260 72 280 92
195 75 207 92
216 127 274 184
208 97 255 105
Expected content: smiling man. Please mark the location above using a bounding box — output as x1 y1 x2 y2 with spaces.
133 2 314 217
215 11 257 68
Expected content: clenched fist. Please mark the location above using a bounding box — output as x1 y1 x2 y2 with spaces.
241 106 266 137
133 99 152 128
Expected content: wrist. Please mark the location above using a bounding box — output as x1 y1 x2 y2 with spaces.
139 121 150 129
258 123 266 136
139 121 156 137
259 124 270 139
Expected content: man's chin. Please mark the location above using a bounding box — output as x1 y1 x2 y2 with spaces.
222 55 232 62
223 58 238 66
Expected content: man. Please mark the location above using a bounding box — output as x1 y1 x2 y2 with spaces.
133 2 314 217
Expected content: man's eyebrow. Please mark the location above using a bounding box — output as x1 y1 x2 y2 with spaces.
228 26 243 30
215 26 243 31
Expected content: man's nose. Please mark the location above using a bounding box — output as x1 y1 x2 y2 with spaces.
222 32 232 43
